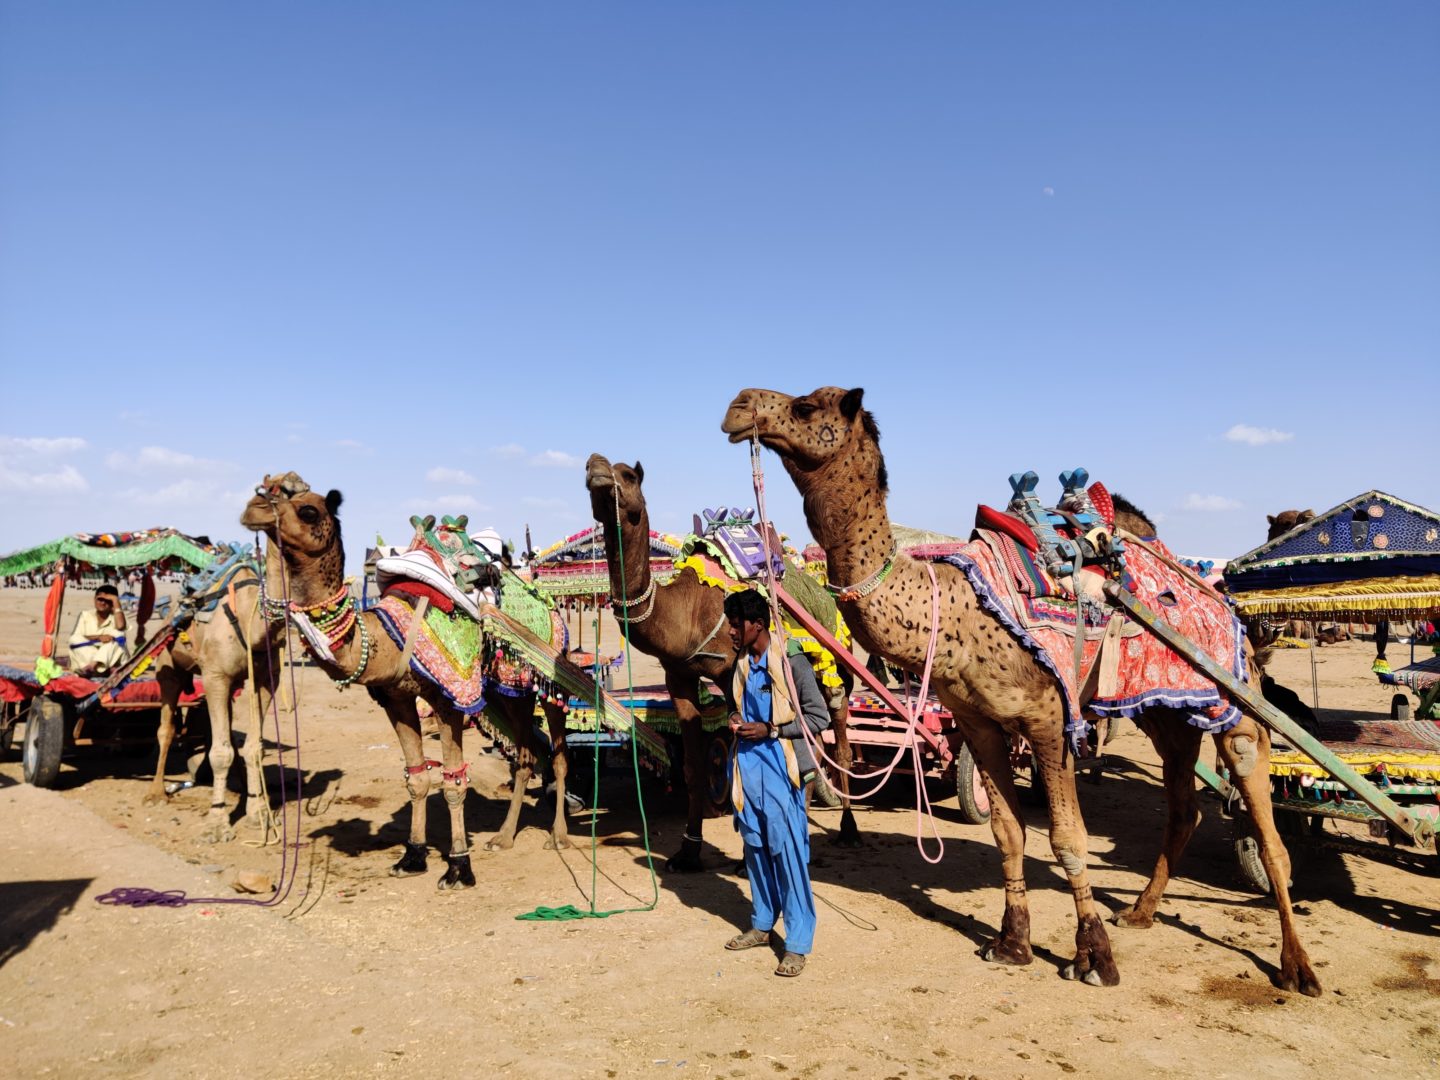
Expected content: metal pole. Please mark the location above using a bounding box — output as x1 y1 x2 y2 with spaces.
1103 580 1430 850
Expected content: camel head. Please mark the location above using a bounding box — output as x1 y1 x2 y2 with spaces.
241 472 344 561
1266 508 1315 542
585 453 647 527
722 387 887 496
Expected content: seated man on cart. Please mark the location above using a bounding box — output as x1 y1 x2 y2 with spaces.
68 584 128 676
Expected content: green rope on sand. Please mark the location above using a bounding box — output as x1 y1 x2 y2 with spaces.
514 498 661 922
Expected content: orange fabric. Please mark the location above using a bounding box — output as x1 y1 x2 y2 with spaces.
40 570 66 658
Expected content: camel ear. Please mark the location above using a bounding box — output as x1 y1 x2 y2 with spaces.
840 387 865 420
1266 515 1277 526
326 490 343 517
633 461 644 485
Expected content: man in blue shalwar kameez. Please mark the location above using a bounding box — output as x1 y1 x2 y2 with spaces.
720 590 829 977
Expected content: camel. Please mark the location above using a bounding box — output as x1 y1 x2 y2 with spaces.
722 386 1320 995
142 540 290 844
585 454 859 872
240 474 575 889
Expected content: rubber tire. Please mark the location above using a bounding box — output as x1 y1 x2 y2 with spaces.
954 743 991 825
811 764 843 809
1231 815 1297 894
23 696 66 788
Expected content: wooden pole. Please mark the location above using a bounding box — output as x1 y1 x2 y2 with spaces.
1103 580 1431 849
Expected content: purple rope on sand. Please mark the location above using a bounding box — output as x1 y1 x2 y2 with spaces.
96 532 308 911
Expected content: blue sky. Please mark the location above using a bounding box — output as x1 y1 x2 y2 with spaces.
2 3 1436 569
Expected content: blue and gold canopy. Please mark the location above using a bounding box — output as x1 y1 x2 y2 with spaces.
1226 491 1440 620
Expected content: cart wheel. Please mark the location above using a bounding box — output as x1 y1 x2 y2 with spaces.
1390 694 1411 722
811 764 843 809
954 743 991 825
1231 816 1296 894
704 732 732 817
22 696 67 788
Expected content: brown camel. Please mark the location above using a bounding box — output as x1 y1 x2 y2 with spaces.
585 454 859 872
240 474 574 889
143 542 290 844
722 386 1320 995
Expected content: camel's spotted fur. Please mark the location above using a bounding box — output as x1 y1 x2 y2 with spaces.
722 387 1320 995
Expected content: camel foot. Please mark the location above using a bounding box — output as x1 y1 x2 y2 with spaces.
833 808 863 849
243 809 274 833
981 938 1033 967
390 842 429 877
1111 905 1155 929
1065 915 1121 986
142 790 167 807
544 834 572 851
437 854 476 890
665 838 703 873
484 833 516 852
201 819 235 844
1060 963 1118 987
1277 958 1323 998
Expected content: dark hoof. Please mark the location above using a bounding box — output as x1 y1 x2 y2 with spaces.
1062 962 1120 987
834 809 863 849
437 854 476 890
981 939 1033 967
1277 964 1323 998
390 842 429 877
665 839 703 873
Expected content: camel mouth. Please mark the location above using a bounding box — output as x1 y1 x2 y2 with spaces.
725 427 755 444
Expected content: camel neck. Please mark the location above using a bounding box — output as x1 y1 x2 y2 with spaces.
802 469 895 594
599 501 652 606
275 538 346 610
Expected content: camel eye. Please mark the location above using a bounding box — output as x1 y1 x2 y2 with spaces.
793 402 817 420
297 505 320 524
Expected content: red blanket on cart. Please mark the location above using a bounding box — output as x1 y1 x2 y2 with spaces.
0 665 206 706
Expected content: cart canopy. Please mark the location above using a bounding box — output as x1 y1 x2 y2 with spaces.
1225 491 1440 621
0 528 236 578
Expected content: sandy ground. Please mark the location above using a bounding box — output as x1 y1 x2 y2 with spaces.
2 584 1437 1079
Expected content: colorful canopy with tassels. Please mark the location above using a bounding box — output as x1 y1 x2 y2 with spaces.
1226 491 1440 621
0 528 232 578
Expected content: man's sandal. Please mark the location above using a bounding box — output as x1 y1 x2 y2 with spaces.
775 953 806 977
724 928 771 951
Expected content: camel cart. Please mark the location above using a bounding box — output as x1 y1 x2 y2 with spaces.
1190 491 1440 890
0 529 240 788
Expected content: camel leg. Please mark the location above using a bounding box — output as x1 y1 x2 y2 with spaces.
966 721 1034 968
145 658 182 805
241 674 276 834
485 695 534 851
822 680 861 848
1113 718 1203 928
1031 727 1119 987
1216 717 1321 996
201 673 241 843
368 691 433 876
541 700 572 851
435 707 476 890
665 671 706 873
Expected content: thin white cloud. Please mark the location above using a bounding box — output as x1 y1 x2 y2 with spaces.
522 495 568 510
1 435 87 455
117 479 225 505
1182 493 1242 512
0 463 89 493
530 450 581 469
285 433 303 444
490 443 526 460
426 466 477 486
105 446 237 473
1042 186 1055 197
333 439 373 455
1224 424 1294 447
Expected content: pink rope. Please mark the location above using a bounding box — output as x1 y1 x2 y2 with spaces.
747 436 946 863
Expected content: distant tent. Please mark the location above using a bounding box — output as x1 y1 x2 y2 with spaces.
891 522 967 560
529 526 684 599
0 528 232 578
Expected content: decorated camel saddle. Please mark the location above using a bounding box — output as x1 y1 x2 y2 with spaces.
371 514 667 764
677 506 853 690
948 468 1247 753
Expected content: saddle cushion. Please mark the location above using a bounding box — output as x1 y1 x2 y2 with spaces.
974 505 1039 552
